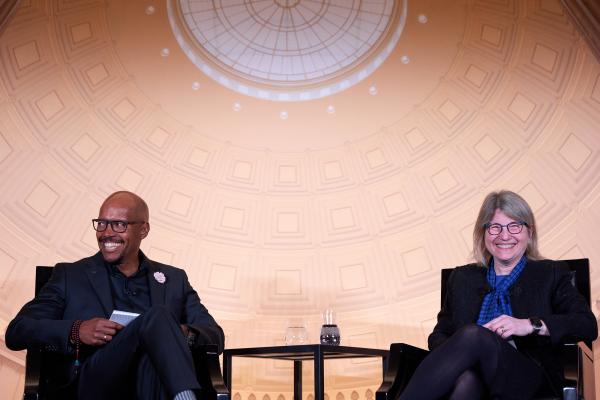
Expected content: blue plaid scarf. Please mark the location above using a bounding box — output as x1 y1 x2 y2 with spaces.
476 255 527 325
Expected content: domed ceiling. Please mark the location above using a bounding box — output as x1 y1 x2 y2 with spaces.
109 0 465 150
2 0 600 398
168 0 407 101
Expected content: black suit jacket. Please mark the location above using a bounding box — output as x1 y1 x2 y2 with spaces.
428 259 597 388
5 251 224 391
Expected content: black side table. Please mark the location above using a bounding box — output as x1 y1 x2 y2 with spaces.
223 344 389 400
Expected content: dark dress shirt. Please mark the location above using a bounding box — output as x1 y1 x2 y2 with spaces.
107 260 150 314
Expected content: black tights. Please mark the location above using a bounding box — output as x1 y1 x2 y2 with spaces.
399 324 538 400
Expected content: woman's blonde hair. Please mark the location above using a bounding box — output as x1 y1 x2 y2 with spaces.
472 190 542 266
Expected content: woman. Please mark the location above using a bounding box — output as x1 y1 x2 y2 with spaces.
399 190 597 399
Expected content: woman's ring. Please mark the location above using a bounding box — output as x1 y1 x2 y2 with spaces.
103 335 107 340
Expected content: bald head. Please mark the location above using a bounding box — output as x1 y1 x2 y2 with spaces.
101 191 149 222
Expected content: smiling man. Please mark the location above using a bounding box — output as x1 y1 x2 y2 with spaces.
95 191 150 275
5 191 224 400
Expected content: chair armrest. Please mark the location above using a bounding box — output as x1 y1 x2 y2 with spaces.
559 341 595 400
578 341 594 400
376 343 428 400
561 342 579 385
24 348 42 399
193 344 230 400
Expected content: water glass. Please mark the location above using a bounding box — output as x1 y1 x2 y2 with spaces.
285 325 308 345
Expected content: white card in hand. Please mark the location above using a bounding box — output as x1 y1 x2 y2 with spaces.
109 310 140 326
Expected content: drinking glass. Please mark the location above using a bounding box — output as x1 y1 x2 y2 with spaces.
285 324 308 345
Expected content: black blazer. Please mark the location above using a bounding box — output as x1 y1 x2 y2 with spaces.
5 251 224 391
429 259 597 388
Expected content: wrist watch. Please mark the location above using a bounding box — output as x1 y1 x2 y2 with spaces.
529 317 543 335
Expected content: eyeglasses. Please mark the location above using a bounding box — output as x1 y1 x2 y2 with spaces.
92 219 145 233
484 221 528 235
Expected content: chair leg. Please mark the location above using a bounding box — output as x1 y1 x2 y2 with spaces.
376 343 428 400
562 387 577 400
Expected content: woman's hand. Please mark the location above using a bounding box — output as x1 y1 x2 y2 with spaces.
483 315 535 338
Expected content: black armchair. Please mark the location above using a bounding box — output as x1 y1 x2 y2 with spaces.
23 266 230 400
376 259 594 400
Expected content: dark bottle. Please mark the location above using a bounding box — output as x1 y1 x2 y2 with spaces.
320 308 340 345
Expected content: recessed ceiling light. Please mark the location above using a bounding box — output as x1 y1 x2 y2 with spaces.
233 102 242 112
327 105 335 114
369 86 378 96
401 55 410 64
191 81 200 90
160 48 170 57
280 111 289 120
418 14 428 24
145 5 156 15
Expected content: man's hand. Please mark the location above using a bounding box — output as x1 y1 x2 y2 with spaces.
79 318 123 346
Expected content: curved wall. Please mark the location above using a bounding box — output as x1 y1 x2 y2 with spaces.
0 0 600 398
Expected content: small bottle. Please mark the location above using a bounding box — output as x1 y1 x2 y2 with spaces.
320 308 340 345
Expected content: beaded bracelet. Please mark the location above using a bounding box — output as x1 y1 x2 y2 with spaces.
186 328 197 347
70 320 83 370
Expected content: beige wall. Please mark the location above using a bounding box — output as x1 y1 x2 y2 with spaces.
1 0 600 398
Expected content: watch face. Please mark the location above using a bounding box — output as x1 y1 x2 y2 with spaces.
530 317 542 329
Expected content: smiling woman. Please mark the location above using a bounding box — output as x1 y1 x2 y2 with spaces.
473 190 542 270
483 211 530 274
395 190 598 399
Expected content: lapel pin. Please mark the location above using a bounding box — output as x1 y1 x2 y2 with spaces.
153 271 166 284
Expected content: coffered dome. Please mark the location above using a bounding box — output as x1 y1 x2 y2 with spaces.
168 0 407 101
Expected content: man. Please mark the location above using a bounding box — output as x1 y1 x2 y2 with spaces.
5 191 224 399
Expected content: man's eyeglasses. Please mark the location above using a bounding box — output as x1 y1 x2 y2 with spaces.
92 219 145 233
484 221 528 235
